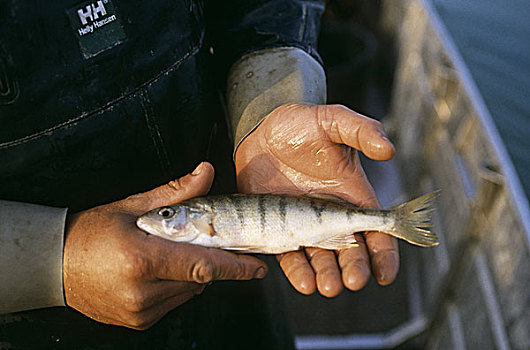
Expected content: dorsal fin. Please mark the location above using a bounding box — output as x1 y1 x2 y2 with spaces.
303 193 356 207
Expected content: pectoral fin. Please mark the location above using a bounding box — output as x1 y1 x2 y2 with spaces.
223 245 270 253
309 232 359 250
191 218 214 236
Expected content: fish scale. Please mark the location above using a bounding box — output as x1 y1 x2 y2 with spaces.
136 192 440 254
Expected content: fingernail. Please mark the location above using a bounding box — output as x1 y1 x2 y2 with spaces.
381 135 392 144
192 162 204 176
254 267 267 279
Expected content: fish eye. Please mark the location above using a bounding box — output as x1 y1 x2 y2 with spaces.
158 207 175 218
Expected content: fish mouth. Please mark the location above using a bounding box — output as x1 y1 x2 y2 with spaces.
136 217 157 235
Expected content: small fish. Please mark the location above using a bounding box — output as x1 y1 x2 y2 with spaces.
136 191 440 254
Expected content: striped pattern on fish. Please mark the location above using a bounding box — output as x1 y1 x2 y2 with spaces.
136 192 440 254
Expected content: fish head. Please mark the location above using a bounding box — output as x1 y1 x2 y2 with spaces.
136 203 213 242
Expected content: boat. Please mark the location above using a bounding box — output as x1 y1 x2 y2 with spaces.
275 0 530 349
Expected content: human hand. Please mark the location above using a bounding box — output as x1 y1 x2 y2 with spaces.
235 104 398 297
63 162 267 330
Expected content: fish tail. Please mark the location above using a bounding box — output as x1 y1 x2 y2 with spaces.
390 190 440 247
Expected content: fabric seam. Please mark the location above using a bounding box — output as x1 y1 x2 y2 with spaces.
0 38 202 150
139 89 171 175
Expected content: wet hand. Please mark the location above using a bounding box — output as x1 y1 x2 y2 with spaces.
235 104 398 297
63 162 267 330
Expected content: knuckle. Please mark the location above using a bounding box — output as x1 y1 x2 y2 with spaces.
346 256 370 270
329 104 349 116
338 249 370 273
230 258 246 279
122 193 141 207
122 287 149 312
150 180 185 205
280 253 307 277
191 258 215 283
167 179 184 192
235 260 246 278
308 249 330 263
124 193 142 203
122 254 150 279
317 264 338 277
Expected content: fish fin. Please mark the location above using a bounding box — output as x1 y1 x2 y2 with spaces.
191 218 214 236
223 246 270 253
310 232 359 250
303 193 356 207
390 190 441 247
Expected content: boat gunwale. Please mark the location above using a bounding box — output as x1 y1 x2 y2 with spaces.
420 0 530 247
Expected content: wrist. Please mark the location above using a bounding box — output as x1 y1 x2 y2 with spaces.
227 47 326 156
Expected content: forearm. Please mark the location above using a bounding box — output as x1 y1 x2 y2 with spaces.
205 0 327 149
227 46 327 153
0 200 67 314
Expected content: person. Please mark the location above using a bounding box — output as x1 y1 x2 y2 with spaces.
0 0 398 348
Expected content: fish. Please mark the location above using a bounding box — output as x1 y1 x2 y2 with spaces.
136 191 440 254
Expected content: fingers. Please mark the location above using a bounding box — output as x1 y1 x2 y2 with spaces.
124 162 215 214
335 166 400 287
116 289 198 330
132 291 197 330
125 281 207 330
120 242 271 331
357 191 399 286
78 279 204 330
305 248 343 297
152 240 267 283
123 280 203 312
365 232 399 286
277 251 316 295
337 234 371 291
317 105 395 161
129 291 196 330
351 188 400 287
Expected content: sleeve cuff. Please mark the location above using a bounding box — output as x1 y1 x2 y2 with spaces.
0 200 67 314
227 47 327 155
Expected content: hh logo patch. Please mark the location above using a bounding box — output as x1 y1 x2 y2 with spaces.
67 0 126 58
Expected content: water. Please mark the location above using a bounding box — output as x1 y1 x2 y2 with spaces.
429 0 530 201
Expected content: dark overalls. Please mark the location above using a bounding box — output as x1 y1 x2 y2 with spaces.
0 0 323 348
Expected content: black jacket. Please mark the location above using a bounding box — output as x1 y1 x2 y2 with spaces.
0 0 323 212
0 1 323 349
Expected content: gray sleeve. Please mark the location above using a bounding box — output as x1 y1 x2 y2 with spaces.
0 200 67 314
226 47 327 154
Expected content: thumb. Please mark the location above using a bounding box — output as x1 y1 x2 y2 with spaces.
124 162 215 214
321 105 395 161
